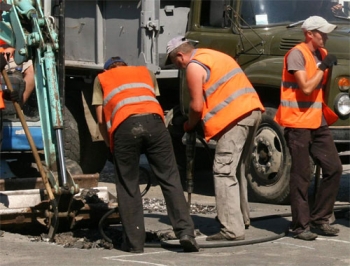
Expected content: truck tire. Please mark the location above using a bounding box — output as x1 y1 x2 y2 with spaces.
64 104 108 174
246 107 291 204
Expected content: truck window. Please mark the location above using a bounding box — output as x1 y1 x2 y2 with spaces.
239 0 348 27
200 0 232 28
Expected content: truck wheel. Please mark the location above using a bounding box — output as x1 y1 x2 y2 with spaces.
246 107 291 204
64 105 108 174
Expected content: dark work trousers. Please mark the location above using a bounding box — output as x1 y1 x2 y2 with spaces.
112 113 195 251
284 126 342 234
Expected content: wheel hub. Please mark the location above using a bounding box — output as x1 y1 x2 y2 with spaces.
251 127 282 184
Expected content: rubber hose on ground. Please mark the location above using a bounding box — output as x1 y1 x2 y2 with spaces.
98 166 152 243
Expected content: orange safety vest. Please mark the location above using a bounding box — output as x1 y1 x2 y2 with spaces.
98 66 164 149
0 39 7 53
191 49 264 141
274 43 338 128
0 91 4 109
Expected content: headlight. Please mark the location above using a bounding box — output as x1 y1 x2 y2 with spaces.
334 93 350 118
338 77 350 92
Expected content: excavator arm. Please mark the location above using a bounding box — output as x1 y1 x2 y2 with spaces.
0 0 79 240
1 0 78 193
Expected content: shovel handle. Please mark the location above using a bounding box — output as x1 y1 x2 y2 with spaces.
1 69 55 201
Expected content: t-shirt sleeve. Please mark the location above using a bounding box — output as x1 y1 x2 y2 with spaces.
92 76 103 106
286 49 305 73
148 69 160 96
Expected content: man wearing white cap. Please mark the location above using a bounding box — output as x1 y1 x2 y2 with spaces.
166 37 265 241
275 16 342 241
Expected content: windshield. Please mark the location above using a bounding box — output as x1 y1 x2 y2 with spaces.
240 0 349 26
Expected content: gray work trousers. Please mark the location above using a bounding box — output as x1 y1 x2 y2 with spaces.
213 110 261 239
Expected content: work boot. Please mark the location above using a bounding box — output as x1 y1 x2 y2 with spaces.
179 235 199 252
294 230 318 241
311 223 340 236
120 242 144 253
206 232 245 241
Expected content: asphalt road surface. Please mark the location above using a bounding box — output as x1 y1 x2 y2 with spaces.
0 164 349 266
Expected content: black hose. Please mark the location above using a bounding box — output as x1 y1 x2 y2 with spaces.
99 203 350 248
99 211 288 248
160 206 350 249
98 132 350 249
98 166 152 243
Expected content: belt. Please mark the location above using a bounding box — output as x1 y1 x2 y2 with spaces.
131 113 153 117
128 113 162 120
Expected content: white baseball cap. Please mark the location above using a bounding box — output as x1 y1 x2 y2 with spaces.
165 36 199 65
301 16 337 33
166 36 189 54
165 36 189 65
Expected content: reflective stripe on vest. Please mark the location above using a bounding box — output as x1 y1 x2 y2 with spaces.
204 68 243 100
103 82 154 106
106 95 159 129
280 100 322 109
203 87 256 124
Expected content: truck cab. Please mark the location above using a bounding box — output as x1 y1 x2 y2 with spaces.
176 0 350 203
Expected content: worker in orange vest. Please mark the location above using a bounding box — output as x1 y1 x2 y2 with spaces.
166 36 265 241
274 16 342 241
0 39 35 106
92 56 199 253
1 52 20 151
0 52 20 108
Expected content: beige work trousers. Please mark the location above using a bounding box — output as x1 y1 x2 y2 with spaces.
213 110 261 239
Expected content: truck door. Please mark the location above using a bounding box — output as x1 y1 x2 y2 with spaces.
186 0 239 58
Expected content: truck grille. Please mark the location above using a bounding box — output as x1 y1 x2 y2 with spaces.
279 38 302 51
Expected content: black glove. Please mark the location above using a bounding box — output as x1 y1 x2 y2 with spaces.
2 89 20 102
0 53 6 72
318 54 337 71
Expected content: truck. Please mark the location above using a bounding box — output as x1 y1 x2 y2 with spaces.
1 0 349 224
179 0 350 204
60 0 349 204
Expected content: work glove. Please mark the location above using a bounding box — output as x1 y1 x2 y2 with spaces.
318 54 337 71
2 89 20 102
183 120 195 133
0 53 6 72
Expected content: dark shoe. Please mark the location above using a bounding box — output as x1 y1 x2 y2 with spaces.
294 230 318 241
311 223 340 236
179 235 199 252
206 232 245 241
120 242 144 253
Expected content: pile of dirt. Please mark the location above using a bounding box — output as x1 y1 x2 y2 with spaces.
24 198 215 250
